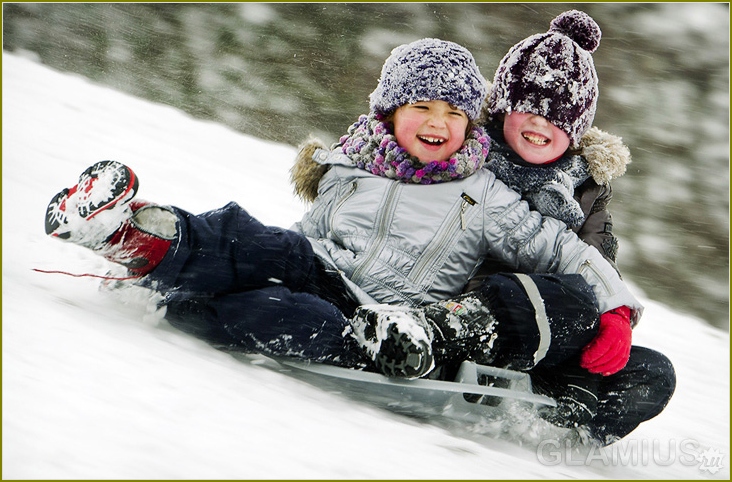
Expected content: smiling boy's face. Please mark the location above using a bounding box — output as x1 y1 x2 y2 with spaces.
503 112 571 165
392 100 469 163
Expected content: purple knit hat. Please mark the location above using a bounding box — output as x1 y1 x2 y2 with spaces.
488 10 602 147
369 38 487 121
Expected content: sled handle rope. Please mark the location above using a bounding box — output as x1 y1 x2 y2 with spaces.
32 268 141 281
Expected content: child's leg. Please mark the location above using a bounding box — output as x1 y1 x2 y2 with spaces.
147 201 338 300
584 346 676 445
432 272 599 372
164 286 368 368
478 273 600 370
529 357 602 428
46 162 357 315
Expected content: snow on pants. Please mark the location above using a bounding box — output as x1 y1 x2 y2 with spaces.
471 272 602 370
163 288 364 367
142 202 363 366
588 346 676 444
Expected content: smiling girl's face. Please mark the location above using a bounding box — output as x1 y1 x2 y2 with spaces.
392 100 469 163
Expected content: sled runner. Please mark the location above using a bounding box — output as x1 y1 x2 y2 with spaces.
273 359 556 422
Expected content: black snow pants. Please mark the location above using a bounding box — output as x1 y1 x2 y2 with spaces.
142 202 364 366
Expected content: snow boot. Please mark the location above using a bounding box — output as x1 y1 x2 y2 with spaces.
350 289 500 379
350 304 435 379
421 291 500 365
45 160 177 277
45 160 139 246
530 360 601 429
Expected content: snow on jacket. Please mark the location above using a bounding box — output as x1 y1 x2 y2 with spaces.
290 139 642 322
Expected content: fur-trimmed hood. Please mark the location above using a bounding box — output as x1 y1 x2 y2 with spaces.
578 125 631 185
290 125 630 204
290 136 330 203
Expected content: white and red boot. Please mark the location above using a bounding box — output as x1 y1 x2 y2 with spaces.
45 160 176 277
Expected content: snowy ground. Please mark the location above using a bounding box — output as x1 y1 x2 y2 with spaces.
3 51 729 479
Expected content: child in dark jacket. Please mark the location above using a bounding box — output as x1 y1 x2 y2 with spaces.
468 10 630 372
461 10 673 445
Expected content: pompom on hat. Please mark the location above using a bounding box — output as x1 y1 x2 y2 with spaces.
487 10 602 147
369 38 487 121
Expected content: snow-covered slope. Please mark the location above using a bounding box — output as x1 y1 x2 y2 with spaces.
3 52 729 479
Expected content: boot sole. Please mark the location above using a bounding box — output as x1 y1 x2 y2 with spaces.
45 160 138 237
375 323 434 379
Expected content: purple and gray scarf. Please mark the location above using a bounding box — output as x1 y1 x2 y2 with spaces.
337 113 490 185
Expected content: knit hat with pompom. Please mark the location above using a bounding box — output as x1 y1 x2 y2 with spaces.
487 10 602 147
369 38 487 121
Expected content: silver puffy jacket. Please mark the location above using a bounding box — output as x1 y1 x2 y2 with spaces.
294 149 642 320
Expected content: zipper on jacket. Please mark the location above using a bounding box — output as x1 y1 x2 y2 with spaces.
460 192 477 231
579 259 614 298
409 193 475 285
350 181 400 284
328 180 358 244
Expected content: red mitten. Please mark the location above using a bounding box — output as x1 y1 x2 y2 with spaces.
580 306 632 376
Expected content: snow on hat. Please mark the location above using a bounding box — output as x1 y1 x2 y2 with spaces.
488 10 602 147
369 38 487 121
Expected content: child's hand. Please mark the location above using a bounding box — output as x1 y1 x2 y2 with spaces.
580 306 632 376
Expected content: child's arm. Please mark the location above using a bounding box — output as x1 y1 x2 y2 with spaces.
479 173 641 322
464 168 624 306
573 126 631 273
573 178 620 273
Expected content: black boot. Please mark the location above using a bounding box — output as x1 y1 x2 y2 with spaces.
530 359 601 428
349 288 500 379
421 289 501 365
350 304 435 379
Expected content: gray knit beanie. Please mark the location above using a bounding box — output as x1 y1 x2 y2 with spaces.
488 10 602 147
369 38 487 121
